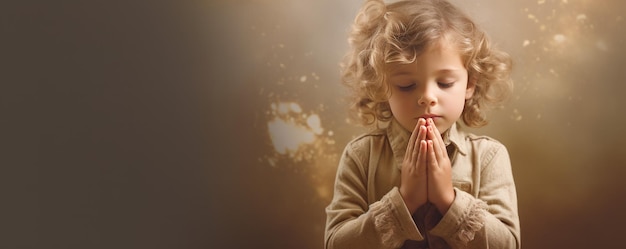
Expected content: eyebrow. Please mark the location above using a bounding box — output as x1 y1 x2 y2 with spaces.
389 68 464 77
437 68 463 73
389 71 412 77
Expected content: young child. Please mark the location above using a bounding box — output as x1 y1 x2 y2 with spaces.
324 0 520 248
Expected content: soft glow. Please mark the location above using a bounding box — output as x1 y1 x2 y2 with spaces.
306 114 323 135
553 34 566 43
267 117 315 155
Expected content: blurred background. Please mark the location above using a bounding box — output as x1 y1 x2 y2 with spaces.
3 0 626 248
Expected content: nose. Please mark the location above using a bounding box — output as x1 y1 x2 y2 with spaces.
418 85 437 106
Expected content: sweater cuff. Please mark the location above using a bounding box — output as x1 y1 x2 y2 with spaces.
430 188 487 244
370 187 424 247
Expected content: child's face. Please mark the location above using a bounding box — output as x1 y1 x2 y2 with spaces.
387 39 475 134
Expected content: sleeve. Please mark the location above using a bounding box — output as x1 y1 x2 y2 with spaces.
430 142 521 249
324 143 424 249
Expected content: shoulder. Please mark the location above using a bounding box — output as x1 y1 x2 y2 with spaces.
344 127 388 155
458 131 516 181
460 130 510 163
466 133 506 149
336 128 389 176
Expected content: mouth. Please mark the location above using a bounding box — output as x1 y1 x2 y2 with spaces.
417 114 441 120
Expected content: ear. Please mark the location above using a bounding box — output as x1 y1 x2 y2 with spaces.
465 76 476 99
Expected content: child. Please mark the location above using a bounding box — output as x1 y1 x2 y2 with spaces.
324 0 520 248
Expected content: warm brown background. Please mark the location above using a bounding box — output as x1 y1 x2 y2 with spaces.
4 0 626 248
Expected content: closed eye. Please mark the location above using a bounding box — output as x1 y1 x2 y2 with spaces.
438 82 455 89
397 84 416 92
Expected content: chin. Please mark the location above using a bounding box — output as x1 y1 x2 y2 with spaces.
437 123 453 133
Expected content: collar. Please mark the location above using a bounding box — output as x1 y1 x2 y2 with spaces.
386 118 468 170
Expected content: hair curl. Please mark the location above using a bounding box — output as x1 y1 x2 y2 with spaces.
342 0 512 128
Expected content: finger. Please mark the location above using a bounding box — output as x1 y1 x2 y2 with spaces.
414 122 427 162
410 136 420 165
427 126 443 160
427 140 439 169
415 125 427 149
404 120 420 160
411 119 427 163
417 140 427 172
428 119 446 158
417 121 427 142
427 118 443 141
407 118 426 151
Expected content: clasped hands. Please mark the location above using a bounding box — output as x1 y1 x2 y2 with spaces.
399 118 455 215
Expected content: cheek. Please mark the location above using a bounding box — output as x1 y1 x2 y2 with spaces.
442 91 468 113
455 95 469 113
388 98 400 114
388 94 412 115
452 92 467 106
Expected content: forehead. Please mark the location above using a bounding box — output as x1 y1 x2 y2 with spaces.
386 39 465 76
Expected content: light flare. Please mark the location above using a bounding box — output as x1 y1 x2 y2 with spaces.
268 118 316 155
263 100 338 202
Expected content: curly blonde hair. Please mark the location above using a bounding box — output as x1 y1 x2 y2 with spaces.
342 0 512 128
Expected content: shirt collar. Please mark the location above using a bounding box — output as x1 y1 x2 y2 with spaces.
386 118 467 170
443 121 468 156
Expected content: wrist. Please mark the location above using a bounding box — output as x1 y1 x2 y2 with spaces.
435 190 455 215
399 192 416 213
399 188 420 213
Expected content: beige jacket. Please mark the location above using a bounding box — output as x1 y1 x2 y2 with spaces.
325 119 520 249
